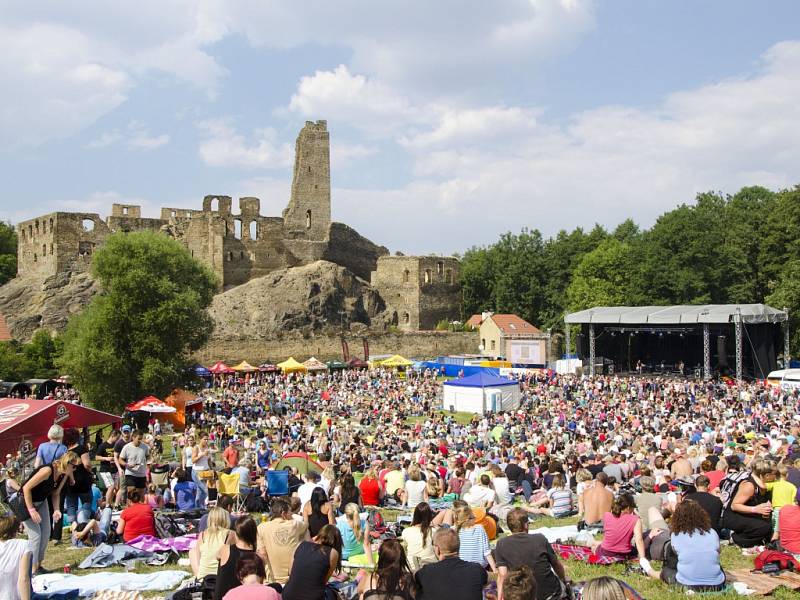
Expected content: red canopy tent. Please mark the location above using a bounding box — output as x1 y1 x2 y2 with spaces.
0 398 121 458
208 361 234 374
125 396 176 413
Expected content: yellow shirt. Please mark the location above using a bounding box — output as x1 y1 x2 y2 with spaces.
385 470 405 495
767 480 798 508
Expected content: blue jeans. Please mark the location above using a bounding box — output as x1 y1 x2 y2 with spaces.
520 480 533 501
65 491 93 525
192 468 208 506
97 506 113 536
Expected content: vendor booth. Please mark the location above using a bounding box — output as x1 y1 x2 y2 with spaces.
278 357 307 374
442 372 521 415
0 398 121 458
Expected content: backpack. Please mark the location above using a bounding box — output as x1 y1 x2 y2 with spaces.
754 549 800 573
154 512 183 538
368 509 387 538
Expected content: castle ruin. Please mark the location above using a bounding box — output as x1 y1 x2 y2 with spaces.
13 120 462 331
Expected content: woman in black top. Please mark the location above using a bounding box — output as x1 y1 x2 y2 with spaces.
20 451 78 574
357 538 416 600
303 487 335 538
63 428 94 527
337 474 361 513
283 524 342 600
214 515 257 600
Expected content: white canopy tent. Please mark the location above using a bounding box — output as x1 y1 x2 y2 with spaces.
442 372 521 415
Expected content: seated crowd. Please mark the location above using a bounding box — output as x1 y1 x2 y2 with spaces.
1 368 800 600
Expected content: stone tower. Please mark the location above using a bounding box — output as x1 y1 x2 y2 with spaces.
283 120 331 240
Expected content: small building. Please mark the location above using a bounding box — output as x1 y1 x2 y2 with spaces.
479 313 548 365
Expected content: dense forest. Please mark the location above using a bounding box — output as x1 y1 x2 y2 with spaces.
459 185 800 351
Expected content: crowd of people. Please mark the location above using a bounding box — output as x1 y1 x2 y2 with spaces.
1 365 800 600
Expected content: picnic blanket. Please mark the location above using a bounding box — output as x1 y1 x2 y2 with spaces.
552 543 626 565
127 534 197 553
77 543 170 570
530 525 580 543
33 571 189 596
727 568 800 596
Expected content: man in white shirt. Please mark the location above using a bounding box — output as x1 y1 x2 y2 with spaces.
463 474 496 508
297 471 324 507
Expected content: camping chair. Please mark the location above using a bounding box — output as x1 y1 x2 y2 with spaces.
218 472 244 513
266 470 289 497
150 464 170 490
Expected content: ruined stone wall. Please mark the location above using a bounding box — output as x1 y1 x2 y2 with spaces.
417 256 461 329
196 331 477 364
371 256 422 329
371 255 461 330
322 222 389 281
283 120 331 240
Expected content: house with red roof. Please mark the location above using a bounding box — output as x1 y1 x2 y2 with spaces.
478 313 548 365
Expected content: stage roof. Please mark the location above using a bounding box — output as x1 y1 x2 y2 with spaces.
565 304 788 325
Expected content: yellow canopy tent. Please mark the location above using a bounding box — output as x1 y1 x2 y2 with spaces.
480 360 512 368
278 357 307 374
303 357 329 371
232 360 258 372
380 354 413 367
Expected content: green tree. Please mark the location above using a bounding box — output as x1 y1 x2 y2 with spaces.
766 259 800 354
0 341 35 381
566 238 636 311
0 221 17 285
23 329 62 377
59 232 217 413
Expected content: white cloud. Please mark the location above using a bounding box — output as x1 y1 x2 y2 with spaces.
7 190 162 224
330 142 378 169
196 119 293 169
0 24 131 148
317 40 800 253
86 121 170 151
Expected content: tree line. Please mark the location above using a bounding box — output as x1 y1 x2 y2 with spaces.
459 185 800 351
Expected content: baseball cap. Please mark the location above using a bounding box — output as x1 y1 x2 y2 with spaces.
121 425 132 433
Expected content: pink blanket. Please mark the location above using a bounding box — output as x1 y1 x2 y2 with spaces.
127 534 197 553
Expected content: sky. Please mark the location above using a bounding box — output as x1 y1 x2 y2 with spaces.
1 1 799 255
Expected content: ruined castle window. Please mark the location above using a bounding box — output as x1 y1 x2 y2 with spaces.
227 251 232 262
122 207 129 215
424 269 432 284
20 229 25 241
171 210 177 218
249 220 258 240
233 219 242 240
49 218 54 232
210 197 219 212
308 166 312 174
35 221 40 234
28 225 32 238
82 219 95 232
42 244 46 256
445 269 452 284
403 269 410 283
50 244 53 255
306 210 312 229
240 251 244 260
437 261 443 276
403 312 410 324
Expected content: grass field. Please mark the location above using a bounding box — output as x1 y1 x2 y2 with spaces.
34 512 799 599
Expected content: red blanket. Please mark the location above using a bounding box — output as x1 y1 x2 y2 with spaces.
551 543 626 565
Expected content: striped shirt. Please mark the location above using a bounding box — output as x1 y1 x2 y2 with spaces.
458 525 490 567
547 488 573 517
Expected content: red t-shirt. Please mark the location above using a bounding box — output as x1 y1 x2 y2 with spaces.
359 477 381 506
779 505 800 554
704 470 725 492
121 502 156 542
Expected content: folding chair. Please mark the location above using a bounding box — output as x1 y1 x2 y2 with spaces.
266 470 289 497
218 472 244 513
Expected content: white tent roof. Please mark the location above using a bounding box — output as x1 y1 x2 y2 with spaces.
565 304 787 325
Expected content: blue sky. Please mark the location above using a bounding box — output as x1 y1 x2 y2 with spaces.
1 1 799 254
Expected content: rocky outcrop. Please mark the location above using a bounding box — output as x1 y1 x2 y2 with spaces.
208 260 388 339
0 271 100 341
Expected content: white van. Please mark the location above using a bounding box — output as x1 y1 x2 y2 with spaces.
766 368 800 392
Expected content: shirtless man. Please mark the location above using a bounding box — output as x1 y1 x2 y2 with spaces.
582 472 613 528
669 448 693 480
